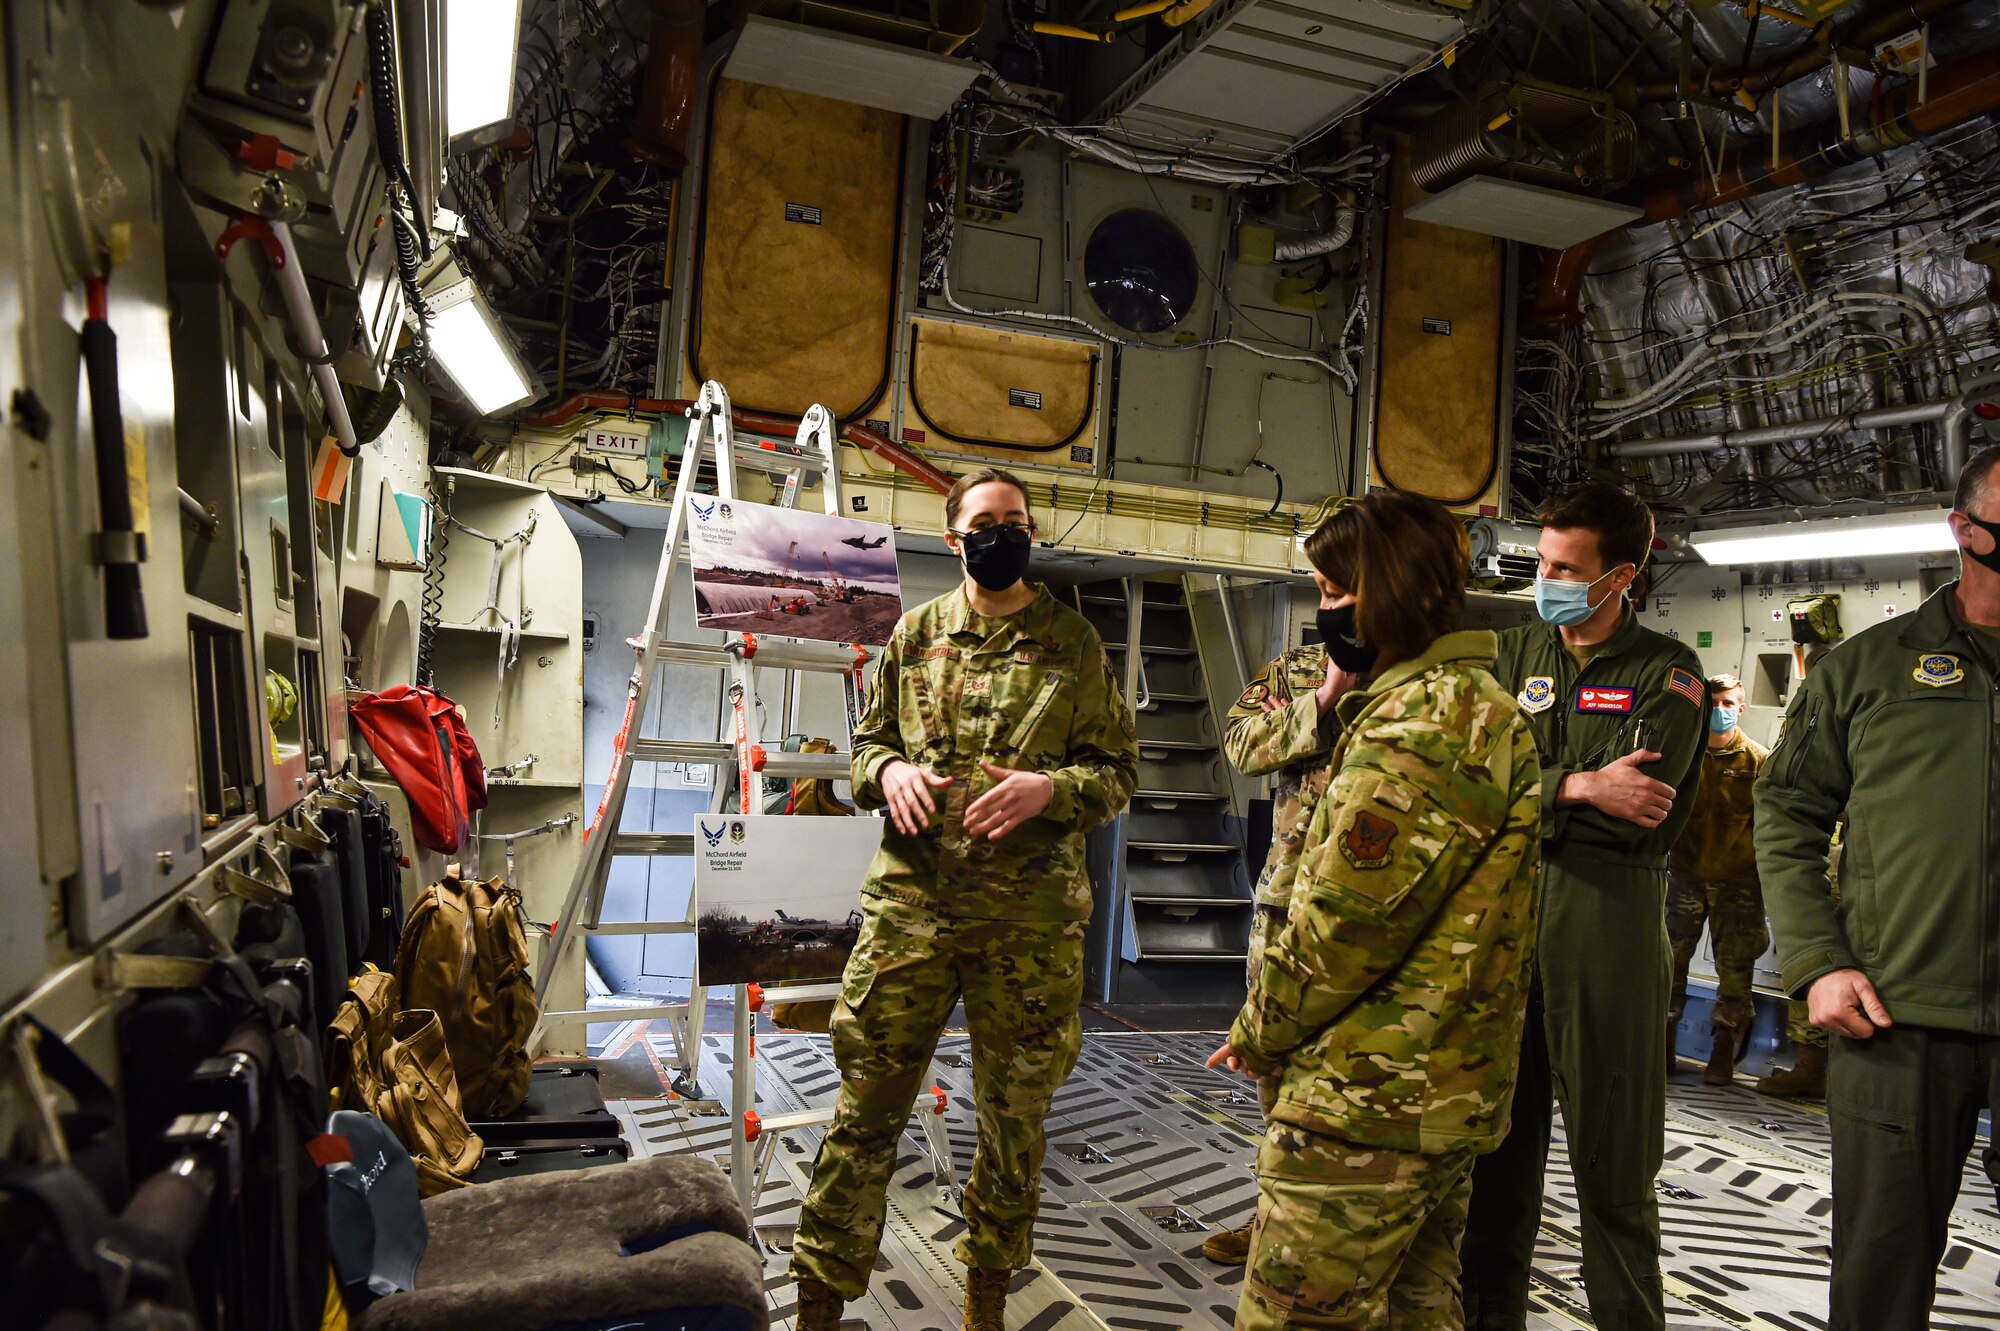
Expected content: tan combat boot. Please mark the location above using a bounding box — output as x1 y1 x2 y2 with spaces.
1756 1044 1827 1098
795 1277 844 1331
1202 1218 1254 1265
1703 1032 1737 1086
964 1266 1011 1331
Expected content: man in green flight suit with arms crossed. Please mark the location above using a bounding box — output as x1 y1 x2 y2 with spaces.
1460 483 1710 1331
1755 443 2000 1329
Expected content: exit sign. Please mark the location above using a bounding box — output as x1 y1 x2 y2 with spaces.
1697 631 1714 648
584 425 648 458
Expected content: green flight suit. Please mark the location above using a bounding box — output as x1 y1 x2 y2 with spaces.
1461 610 1709 1331
790 585 1139 1300
1755 584 2000 1330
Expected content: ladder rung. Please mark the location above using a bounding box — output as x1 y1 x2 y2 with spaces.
541 1001 691 1025
627 739 850 780
651 637 869 674
611 832 695 856
632 738 732 765
759 980 843 1004
762 751 850 779
577 920 697 936
749 1108 835 1137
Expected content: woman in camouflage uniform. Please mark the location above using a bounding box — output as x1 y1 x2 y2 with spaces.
1205 524 1368 1265
792 467 1139 1331
1209 491 1544 1330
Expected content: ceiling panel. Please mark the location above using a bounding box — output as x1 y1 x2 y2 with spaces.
1093 0 1464 162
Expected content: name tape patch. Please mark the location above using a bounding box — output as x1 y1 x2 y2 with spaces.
1575 685 1636 714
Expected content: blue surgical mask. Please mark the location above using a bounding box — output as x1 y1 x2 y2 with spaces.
1709 706 1741 735
1534 566 1626 627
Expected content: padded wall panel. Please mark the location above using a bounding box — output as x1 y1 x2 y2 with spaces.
1372 147 1504 508
903 317 1099 469
688 79 903 418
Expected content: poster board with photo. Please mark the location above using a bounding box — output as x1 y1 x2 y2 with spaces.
685 498 902 646
692 813 885 985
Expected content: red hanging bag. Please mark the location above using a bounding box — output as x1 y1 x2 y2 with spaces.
349 685 485 852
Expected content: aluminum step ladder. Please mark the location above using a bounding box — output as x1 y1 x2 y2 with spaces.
527 380 958 1226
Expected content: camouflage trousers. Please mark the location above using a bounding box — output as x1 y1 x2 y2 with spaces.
790 896 1086 1300
1239 1121 1476 1331
1785 998 1827 1048
1666 875 1769 1036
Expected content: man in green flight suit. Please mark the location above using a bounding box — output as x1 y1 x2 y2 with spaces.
1460 483 1710 1331
1755 444 2000 1329
1203 542 1365 1265
790 467 1140 1331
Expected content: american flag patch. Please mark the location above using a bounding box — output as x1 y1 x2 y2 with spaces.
1667 668 1704 708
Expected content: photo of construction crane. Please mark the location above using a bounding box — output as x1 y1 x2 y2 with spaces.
685 500 902 645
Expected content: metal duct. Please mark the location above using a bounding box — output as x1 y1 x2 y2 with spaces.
1411 78 1638 196
1607 371 2000 480
626 0 705 170
1636 45 2000 221
1635 0 1971 104
1272 203 1356 262
1534 43 2000 324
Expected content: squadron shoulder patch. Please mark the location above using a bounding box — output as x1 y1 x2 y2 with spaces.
1341 810 1399 870
1914 653 1965 687
1237 682 1271 709
1517 676 1555 715
1667 667 1704 709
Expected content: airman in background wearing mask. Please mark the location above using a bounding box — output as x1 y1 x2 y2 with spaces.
1666 674 1771 1086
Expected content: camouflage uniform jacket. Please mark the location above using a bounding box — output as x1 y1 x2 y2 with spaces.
1670 731 1768 882
1228 631 1544 1154
849 584 1139 921
1225 644 1340 912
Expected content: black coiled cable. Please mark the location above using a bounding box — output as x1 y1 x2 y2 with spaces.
365 0 433 367
417 480 449 687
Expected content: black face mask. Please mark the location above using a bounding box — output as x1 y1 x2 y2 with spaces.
1962 514 2000 577
957 525 1033 591
1317 604 1378 674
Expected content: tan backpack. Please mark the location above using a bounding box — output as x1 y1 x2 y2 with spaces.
395 866 539 1118
325 970 484 1196
375 1009 485 1195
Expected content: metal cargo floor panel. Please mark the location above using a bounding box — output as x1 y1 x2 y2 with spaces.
1094 0 1464 163
613 1030 2000 1329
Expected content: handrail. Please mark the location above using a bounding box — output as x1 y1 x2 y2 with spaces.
520 392 956 496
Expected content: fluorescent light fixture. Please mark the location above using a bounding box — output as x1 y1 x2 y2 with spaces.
1690 509 1957 565
446 0 524 138
428 287 536 416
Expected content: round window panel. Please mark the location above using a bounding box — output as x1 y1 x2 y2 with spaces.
1083 209 1199 335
